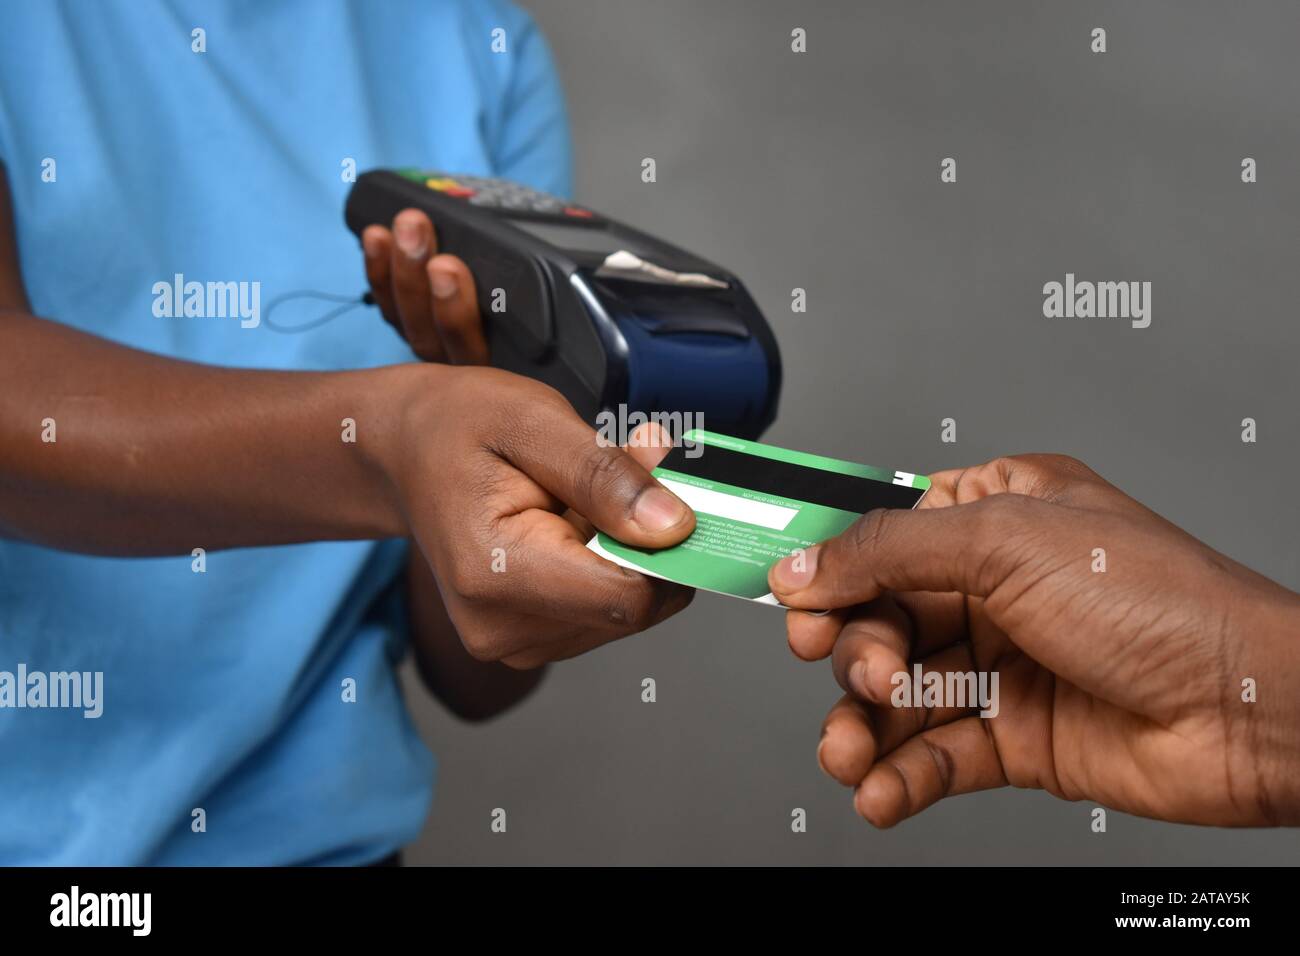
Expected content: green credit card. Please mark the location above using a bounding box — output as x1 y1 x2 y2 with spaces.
587 429 931 606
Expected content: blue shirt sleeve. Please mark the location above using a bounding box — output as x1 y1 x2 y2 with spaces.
485 7 574 198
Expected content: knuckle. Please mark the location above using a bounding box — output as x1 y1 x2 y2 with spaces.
847 507 896 556
949 463 984 504
598 573 662 632
957 456 1069 503
605 590 653 633
577 446 632 506
509 375 565 411
978 456 1033 499
460 458 514 512
1032 452 1087 474
996 454 1097 503
921 736 957 798
841 613 899 652
838 612 877 642
459 626 503 663
987 455 1026 479
492 379 570 451
443 563 495 605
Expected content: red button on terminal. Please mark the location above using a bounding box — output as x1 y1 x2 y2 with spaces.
563 207 593 218
444 187 476 198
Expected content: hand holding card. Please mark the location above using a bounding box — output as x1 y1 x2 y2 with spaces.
770 453 1300 829
588 430 929 605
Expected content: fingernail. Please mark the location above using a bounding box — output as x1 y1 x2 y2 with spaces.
856 774 891 826
633 486 689 533
855 781 880 823
771 545 819 593
816 736 831 775
430 269 457 300
394 219 426 259
865 655 898 704
849 660 871 699
362 231 383 259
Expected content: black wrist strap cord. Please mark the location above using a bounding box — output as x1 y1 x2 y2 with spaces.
262 289 375 333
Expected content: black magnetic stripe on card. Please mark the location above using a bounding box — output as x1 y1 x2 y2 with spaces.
655 442 923 514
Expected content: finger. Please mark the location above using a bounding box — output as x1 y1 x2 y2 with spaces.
891 589 970 658
895 458 1091 656
830 597 913 705
927 454 1145 516
452 609 585 669
768 495 1046 610
853 717 1007 828
494 405 696 550
859 643 980 757
566 422 677 540
390 209 446 360
500 583 694 669
786 592 968 668
821 644 982 788
452 511 692 648
427 254 489 365
452 599 681 671
621 421 677 471
786 607 847 661
836 587 972 674
361 226 401 331
817 694 877 786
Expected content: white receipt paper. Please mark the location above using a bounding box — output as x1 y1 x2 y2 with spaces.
596 250 729 289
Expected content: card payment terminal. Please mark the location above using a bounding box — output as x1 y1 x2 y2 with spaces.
344 169 781 439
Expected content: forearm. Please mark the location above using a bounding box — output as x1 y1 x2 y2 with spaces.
406 549 545 720
0 310 413 554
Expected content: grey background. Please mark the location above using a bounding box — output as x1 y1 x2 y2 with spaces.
402 0 1300 864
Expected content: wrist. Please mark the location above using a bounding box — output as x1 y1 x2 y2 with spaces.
1237 592 1300 825
358 361 457 527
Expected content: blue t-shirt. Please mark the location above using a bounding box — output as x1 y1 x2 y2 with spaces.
0 0 572 864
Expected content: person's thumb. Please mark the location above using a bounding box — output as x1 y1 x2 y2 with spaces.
768 495 1042 610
